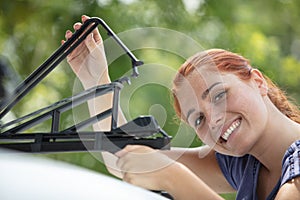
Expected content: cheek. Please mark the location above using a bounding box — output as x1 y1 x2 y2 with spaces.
229 89 268 128
195 126 217 147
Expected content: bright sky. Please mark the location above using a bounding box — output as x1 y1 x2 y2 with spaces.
97 0 205 13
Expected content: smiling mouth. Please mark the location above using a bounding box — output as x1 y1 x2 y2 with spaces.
220 118 241 142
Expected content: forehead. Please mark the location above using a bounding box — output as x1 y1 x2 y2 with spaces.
177 65 224 96
175 66 226 116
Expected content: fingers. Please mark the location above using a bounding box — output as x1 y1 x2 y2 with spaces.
67 15 101 51
122 172 137 185
73 22 82 31
101 152 124 179
72 21 98 50
63 15 102 45
115 145 140 157
92 27 102 44
115 147 129 158
65 30 73 40
115 145 157 173
81 14 90 23
115 145 150 159
115 145 132 171
82 15 102 44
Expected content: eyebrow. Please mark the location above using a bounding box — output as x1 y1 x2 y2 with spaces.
201 82 222 100
185 82 222 122
186 108 195 122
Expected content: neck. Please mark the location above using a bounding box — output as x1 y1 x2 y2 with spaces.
250 98 300 173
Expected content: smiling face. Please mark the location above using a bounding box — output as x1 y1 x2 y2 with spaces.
174 64 269 156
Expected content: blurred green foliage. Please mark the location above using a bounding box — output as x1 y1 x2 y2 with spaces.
1 0 300 199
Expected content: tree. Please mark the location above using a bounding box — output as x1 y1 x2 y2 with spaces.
1 1 299 199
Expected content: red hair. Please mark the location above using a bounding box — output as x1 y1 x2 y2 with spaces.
172 49 300 123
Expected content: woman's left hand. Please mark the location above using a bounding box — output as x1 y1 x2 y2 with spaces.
62 15 110 89
115 145 177 191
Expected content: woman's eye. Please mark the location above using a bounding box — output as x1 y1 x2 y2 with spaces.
195 114 204 127
214 91 227 102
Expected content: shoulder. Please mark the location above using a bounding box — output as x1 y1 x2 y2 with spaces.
275 140 300 199
275 177 300 199
281 140 300 186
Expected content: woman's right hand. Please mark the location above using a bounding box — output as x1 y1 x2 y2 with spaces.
62 15 110 89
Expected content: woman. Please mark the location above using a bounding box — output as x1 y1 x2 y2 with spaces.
63 15 300 199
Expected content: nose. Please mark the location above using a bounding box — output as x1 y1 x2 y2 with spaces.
205 105 225 131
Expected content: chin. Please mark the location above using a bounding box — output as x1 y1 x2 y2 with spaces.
216 145 249 157
230 145 253 157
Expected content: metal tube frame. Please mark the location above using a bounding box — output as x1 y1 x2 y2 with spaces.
0 17 171 154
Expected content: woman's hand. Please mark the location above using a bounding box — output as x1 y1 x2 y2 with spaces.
115 145 178 191
115 145 224 200
62 15 110 89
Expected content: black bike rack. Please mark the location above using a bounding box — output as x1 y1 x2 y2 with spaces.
0 17 171 154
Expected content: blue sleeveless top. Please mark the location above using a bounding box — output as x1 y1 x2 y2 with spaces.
216 140 300 200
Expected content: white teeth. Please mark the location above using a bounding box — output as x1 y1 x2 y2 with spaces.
221 120 241 141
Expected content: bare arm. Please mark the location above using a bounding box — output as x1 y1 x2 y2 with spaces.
63 15 126 131
275 177 300 199
116 145 227 200
163 161 225 200
63 15 128 178
64 16 234 198
162 145 235 193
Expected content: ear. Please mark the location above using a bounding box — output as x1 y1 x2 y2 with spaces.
250 69 268 96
